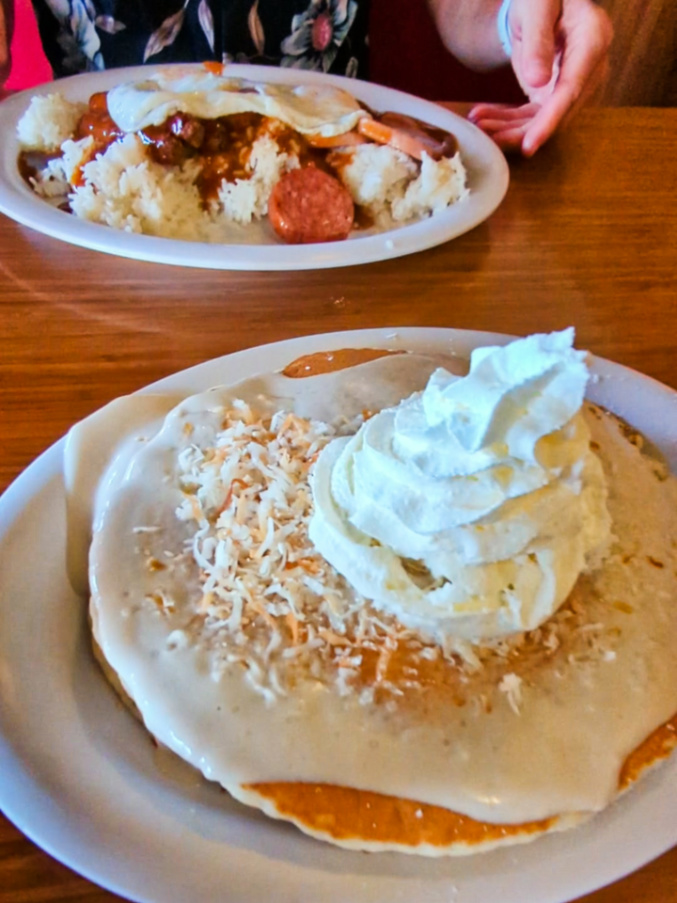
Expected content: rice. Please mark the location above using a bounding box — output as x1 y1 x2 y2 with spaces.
17 94 87 152
30 136 93 199
17 91 469 241
336 144 418 228
391 153 468 222
217 133 299 225
70 134 209 240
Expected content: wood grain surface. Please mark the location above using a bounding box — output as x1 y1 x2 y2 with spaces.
0 105 676 903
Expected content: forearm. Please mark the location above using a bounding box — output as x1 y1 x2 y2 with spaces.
0 0 13 84
427 0 508 71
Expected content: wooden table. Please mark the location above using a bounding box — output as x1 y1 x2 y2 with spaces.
0 105 676 903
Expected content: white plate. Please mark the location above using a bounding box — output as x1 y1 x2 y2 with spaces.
0 65 508 270
0 327 675 903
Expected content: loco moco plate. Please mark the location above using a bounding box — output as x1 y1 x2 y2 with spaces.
0 65 508 270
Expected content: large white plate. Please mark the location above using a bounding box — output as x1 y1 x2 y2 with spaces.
0 65 508 270
0 327 676 903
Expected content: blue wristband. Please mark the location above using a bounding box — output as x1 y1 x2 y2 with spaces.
497 0 513 58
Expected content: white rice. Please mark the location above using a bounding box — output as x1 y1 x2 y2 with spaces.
336 143 418 228
17 92 469 241
392 152 469 222
30 136 93 199
70 134 209 240
216 133 299 225
17 94 87 151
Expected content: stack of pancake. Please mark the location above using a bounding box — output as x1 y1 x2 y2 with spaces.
72 346 677 855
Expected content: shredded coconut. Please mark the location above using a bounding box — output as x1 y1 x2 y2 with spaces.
134 402 619 709
498 672 523 715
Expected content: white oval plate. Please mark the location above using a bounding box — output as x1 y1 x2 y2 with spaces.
0 65 508 270
0 327 675 903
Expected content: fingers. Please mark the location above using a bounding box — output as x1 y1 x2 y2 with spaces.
521 34 609 155
468 54 606 156
468 54 605 155
467 103 540 153
470 0 613 156
511 0 562 89
518 0 612 154
468 102 540 138
468 102 540 124
490 127 531 152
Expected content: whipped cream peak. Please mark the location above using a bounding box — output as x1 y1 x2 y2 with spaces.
309 330 611 643
397 328 589 477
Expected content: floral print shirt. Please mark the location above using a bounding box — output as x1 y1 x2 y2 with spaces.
32 0 369 80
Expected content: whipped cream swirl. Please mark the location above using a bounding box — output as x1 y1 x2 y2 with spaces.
309 330 612 642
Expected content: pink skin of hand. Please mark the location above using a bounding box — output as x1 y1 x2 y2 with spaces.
469 0 613 156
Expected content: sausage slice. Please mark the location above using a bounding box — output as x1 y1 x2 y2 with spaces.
268 166 354 244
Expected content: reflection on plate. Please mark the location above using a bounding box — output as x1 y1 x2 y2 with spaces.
0 327 675 903
0 66 508 270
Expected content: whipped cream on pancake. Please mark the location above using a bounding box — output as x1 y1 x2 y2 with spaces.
310 330 612 642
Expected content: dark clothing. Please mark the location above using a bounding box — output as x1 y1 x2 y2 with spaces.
32 0 369 80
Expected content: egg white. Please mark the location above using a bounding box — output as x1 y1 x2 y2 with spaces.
106 68 368 137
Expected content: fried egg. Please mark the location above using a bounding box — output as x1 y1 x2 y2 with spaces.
106 66 369 136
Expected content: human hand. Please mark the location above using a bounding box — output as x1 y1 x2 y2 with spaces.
468 0 612 156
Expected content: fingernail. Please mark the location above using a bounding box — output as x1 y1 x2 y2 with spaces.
525 60 552 89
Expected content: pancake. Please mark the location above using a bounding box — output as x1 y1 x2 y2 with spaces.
74 346 677 855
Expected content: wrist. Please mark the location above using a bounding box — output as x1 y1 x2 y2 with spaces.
497 0 513 58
